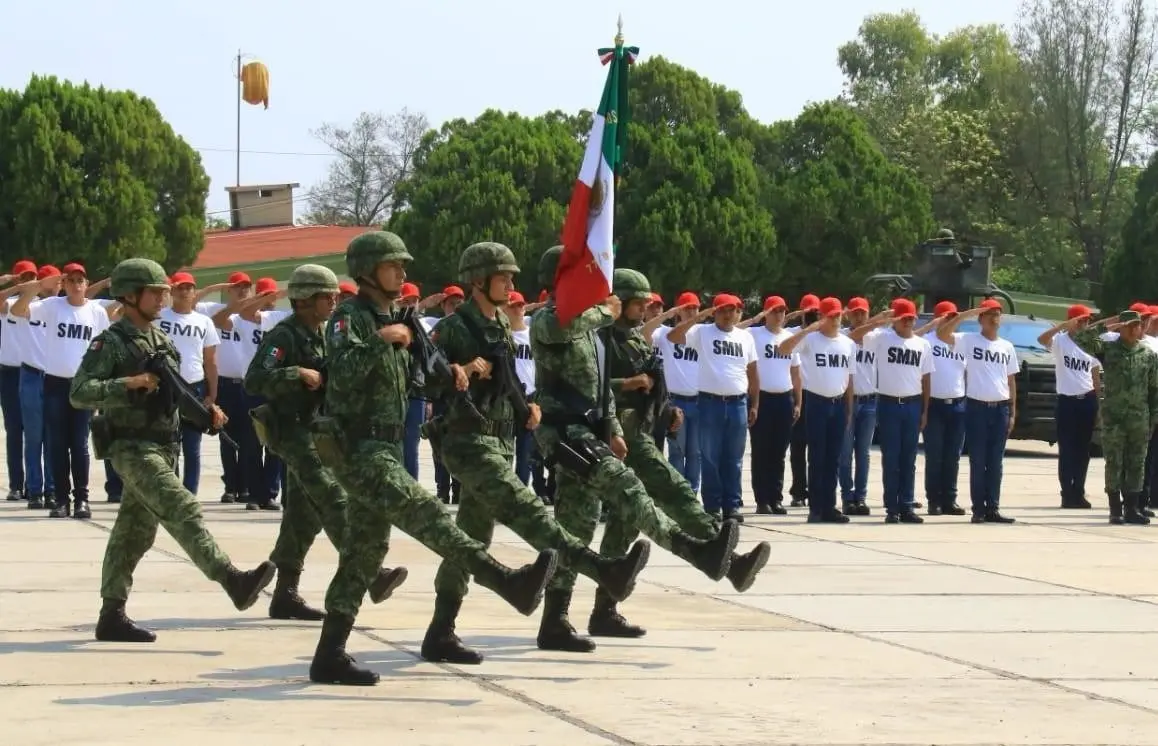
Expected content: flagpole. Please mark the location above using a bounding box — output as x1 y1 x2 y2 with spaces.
598 16 626 444
235 50 242 186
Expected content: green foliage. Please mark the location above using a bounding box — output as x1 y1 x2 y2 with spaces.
1104 153 1158 309
0 75 210 274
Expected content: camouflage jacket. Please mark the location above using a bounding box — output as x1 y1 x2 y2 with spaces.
1071 326 1158 429
432 298 517 431
605 320 661 430
324 295 410 430
530 300 622 440
245 313 326 424
69 317 181 441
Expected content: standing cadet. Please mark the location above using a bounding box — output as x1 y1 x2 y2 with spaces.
69 258 277 642
937 300 1019 523
920 302 968 516
1037 305 1100 509
0 260 38 501
530 247 740 646
245 264 409 621
839 297 878 516
1066 309 1158 524
652 292 703 491
307 231 559 686
850 299 933 523
418 243 650 663
745 295 801 515
787 294 821 506
505 290 537 485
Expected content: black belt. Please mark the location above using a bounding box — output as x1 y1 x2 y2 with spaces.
1059 391 1096 399
448 418 516 439
44 373 72 383
759 390 793 397
804 390 845 404
855 393 876 401
933 396 964 405
20 364 42 374
967 398 1010 407
670 393 697 401
878 394 921 405
220 377 244 384
699 392 747 402
349 422 405 441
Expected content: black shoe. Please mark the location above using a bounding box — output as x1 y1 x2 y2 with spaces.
537 590 597 653
310 613 379 685
73 500 92 520
927 504 943 516
220 492 237 504
724 509 744 524
727 542 771 593
884 513 900 524
943 503 967 516
984 510 1015 524
1061 496 1093 509
95 599 156 643
677 520 740 581
593 540 651 602
106 494 121 504
899 511 924 524
807 509 850 524
5 489 22 502
368 567 409 604
260 500 281 512
245 502 259 511
223 561 277 610
971 513 986 524
1143 507 1156 518
49 503 71 518
755 503 773 515
789 497 807 507
26 494 43 510
853 501 871 516
588 587 646 638
268 569 325 621
842 502 859 517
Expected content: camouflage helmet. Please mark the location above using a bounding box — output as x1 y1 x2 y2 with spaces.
458 242 520 284
936 228 955 241
613 268 651 302
345 231 413 279
538 245 564 288
288 264 340 300
110 258 170 298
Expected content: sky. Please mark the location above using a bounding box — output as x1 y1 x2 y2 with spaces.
1 0 1021 219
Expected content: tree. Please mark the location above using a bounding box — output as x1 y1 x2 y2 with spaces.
303 108 428 226
0 75 209 272
1103 153 1158 307
205 215 230 230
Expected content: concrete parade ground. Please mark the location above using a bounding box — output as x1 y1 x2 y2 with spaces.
6 430 1158 746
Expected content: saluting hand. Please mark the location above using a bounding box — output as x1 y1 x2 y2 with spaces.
604 295 622 319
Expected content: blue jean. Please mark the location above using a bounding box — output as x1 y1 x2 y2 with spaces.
666 394 701 492
404 397 425 479
43 374 91 507
1 365 24 492
749 390 794 506
698 393 748 514
515 429 534 485
965 399 1011 512
805 391 848 516
923 397 966 508
216 378 248 495
241 388 274 503
19 366 53 497
839 395 877 503
172 379 206 495
877 395 922 514
1057 393 1097 500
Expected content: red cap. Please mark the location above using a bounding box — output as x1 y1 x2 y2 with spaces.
799 294 820 311
891 298 917 319
443 285 465 299
11 260 36 276
537 289 548 303
1149 305 1158 316
255 277 278 294
400 282 419 299
227 271 252 285
169 272 196 287
934 300 958 317
508 291 526 306
338 281 357 295
712 293 742 310
1067 304 1093 320
648 292 663 306
979 298 1003 312
847 297 870 312
676 291 701 308
819 297 843 317
763 295 787 311
62 262 86 276
37 265 60 279
1130 302 1151 316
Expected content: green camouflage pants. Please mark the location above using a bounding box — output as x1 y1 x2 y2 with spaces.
1103 422 1150 494
266 427 348 572
550 430 684 592
323 439 500 619
101 440 232 600
432 431 601 601
602 428 719 556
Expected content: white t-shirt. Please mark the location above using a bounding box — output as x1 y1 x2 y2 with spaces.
420 316 439 333
195 301 226 318
33 297 111 378
748 326 799 394
867 329 934 398
261 309 292 331
652 326 700 396
0 315 21 367
686 324 756 397
511 328 535 396
155 308 220 383
953 332 1019 402
11 305 47 370
844 327 880 395
925 332 966 399
786 325 808 387
216 314 264 380
1142 335 1158 356
796 332 855 397
1050 332 1098 395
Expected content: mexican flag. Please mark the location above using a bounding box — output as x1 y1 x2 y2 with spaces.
554 38 637 327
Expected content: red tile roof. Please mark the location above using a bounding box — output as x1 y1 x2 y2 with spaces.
192 225 374 269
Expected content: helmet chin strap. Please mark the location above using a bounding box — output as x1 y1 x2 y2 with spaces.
474 277 507 307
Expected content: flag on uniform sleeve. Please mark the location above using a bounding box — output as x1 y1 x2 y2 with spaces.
554 33 638 327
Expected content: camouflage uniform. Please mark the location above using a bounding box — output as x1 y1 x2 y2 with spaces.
245 264 408 622
420 243 650 665
308 231 558 687
531 248 740 636
1071 310 1158 524
69 258 276 643
598 268 772 637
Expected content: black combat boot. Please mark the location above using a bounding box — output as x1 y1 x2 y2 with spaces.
1124 493 1150 525
728 541 772 593
94 598 156 643
472 549 558 616
537 590 596 652
1108 491 1125 525
671 520 739 581
420 594 483 664
588 586 645 638
309 612 379 685
73 500 92 520
589 539 651 602
222 560 276 611
268 568 325 621
48 500 70 518
368 566 409 604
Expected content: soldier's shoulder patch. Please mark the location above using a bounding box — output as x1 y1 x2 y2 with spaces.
263 345 284 369
88 339 103 352
332 317 348 336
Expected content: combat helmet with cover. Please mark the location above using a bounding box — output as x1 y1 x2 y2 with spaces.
345 231 413 279
538 245 563 288
459 242 520 284
288 264 340 300
110 258 170 298
613 268 651 302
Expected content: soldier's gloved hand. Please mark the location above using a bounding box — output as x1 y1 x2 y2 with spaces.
526 403 541 430
610 435 628 460
125 372 159 392
379 323 413 347
210 404 228 430
299 368 324 390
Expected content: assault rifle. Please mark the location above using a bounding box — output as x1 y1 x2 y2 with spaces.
142 352 239 450
394 306 484 420
455 309 533 427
